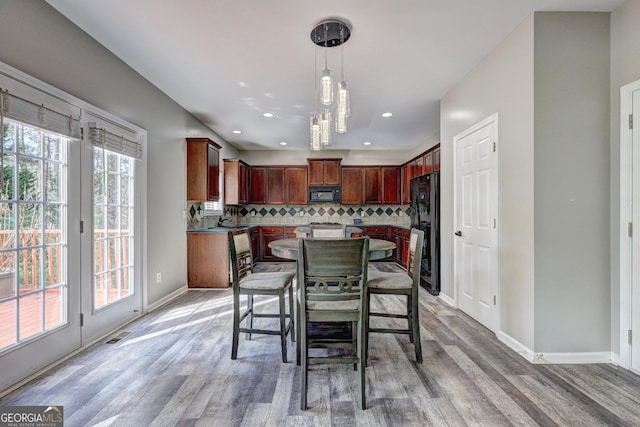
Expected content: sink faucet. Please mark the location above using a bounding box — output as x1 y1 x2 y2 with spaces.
217 217 231 227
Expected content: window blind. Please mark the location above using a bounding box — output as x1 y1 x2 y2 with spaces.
88 122 143 160
0 89 82 139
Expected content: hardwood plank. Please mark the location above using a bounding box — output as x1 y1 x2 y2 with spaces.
2 262 640 427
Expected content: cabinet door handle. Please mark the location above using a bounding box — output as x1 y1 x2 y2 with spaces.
454 230 462 237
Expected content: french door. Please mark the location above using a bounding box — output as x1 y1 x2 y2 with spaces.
0 118 82 391
79 116 143 345
0 66 144 391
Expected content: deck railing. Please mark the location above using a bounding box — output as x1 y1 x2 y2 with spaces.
0 229 130 290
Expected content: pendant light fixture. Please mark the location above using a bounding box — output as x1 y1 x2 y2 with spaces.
310 18 351 150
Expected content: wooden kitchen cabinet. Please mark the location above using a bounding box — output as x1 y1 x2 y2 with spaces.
187 232 230 288
392 227 410 268
250 227 259 264
223 159 250 205
402 164 412 204
267 168 286 204
361 226 391 241
433 147 441 172
250 167 268 204
286 166 308 204
341 166 364 204
260 226 295 261
186 138 221 201
423 152 434 174
307 158 341 186
362 166 400 204
364 167 381 204
382 167 401 204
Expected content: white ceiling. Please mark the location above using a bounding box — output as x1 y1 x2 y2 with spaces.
46 0 625 152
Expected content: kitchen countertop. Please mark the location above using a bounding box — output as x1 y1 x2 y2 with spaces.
186 225 256 233
187 224 410 233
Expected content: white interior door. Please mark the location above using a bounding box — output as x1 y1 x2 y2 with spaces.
631 89 640 374
454 114 499 331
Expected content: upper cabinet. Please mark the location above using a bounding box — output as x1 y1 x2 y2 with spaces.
342 166 399 205
381 167 401 204
256 166 308 205
223 159 250 205
250 167 268 204
286 166 308 204
341 167 364 205
307 158 341 186
401 144 441 204
186 138 221 201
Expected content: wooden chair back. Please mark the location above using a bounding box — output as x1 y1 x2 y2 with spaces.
298 237 369 317
407 228 425 289
229 229 253 285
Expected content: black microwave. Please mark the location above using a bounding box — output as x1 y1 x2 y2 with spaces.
309 186 341 203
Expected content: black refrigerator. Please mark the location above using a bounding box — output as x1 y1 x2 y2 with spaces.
410 173 440 295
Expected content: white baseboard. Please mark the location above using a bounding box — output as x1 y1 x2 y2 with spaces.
497 331 535 362
438 292 455 307
146 284 189 313
531 351 612 364
497 330 613 364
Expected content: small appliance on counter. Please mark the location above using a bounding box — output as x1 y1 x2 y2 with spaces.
410 173 440 295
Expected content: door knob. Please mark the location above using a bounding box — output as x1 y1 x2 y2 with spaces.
454 230 462 236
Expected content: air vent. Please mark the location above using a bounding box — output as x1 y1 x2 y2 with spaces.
105 331 131 344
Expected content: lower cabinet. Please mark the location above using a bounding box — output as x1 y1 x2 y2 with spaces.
361 226 392 260
259 226 296 261
392 227 410 269
187 232 230 288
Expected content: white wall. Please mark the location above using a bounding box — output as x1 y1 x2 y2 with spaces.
533 12 610 353
610 0 640 355
0 0 240 306
442 11 613 355
441 16 536 350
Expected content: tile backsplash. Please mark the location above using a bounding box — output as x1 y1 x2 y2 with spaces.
186 202 412 229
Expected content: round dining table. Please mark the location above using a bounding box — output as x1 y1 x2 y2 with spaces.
268 237 396 261
268 236 396 365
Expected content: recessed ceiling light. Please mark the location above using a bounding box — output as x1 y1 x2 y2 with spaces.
279 141 287 146
232 130 242 134
382 112 393 118
363 141 372 146
263 112 274 118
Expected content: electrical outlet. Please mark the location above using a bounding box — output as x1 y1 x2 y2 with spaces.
299 210 304 216
156 272 162 283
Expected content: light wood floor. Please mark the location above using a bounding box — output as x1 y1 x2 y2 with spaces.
2 262 640 426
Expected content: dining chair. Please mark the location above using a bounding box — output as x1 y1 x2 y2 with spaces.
228 229 295 363
309 223 346 238
364 228 425 364
297 237 370 410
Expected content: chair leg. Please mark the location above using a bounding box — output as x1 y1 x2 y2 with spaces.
364 291 371 366
412 292 422 363
407 294 414 343
296 293 301 366
231 291 240 360
357 319 366 410
300 315 308 410
288 284 295 343
246 294 253 340
279 291 288 363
